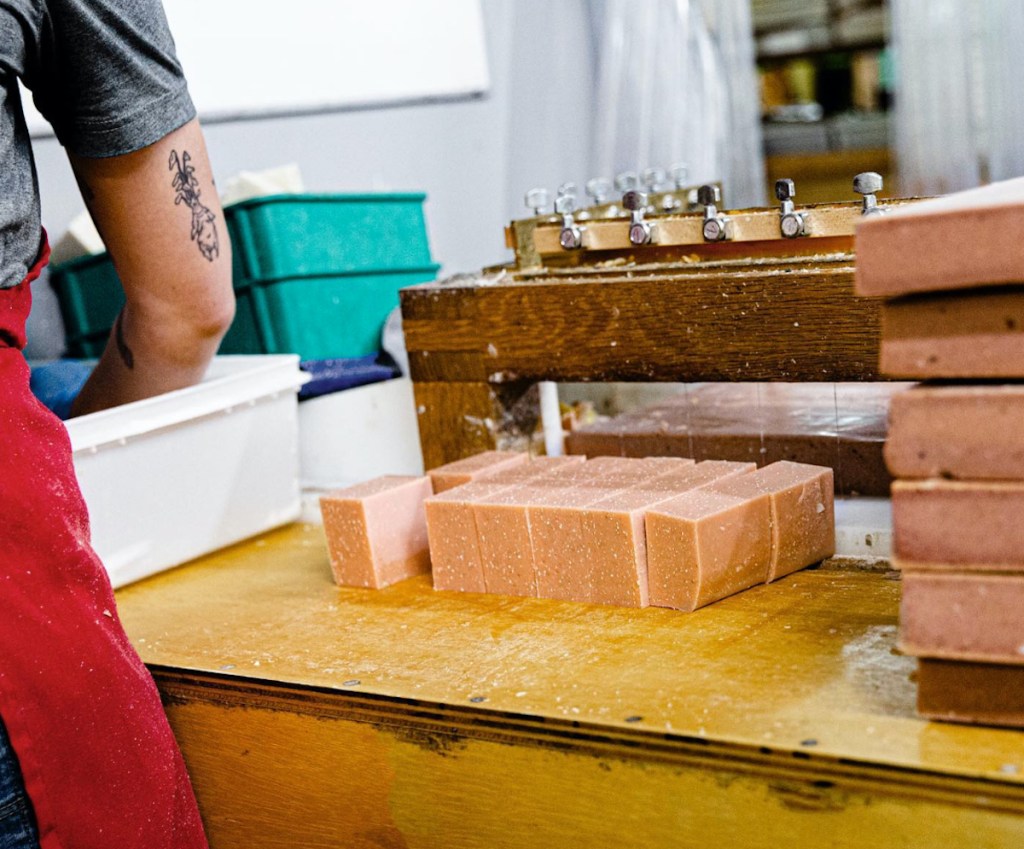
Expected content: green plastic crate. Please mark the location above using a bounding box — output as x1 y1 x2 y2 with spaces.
243 265 440 360
50 253 125 341
225 192 433 282
66 328 110 359
51 192 438 361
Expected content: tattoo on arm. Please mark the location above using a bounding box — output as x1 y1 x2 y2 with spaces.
168 149 220 262
113 308 134 370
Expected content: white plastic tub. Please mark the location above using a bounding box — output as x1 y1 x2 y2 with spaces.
298 377 424 523
66 355 309 588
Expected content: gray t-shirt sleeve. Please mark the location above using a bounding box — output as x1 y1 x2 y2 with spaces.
25 0 196 157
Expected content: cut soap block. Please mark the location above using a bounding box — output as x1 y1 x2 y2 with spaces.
886 384 1024 480
474 485 541 597
892 479 1024 566
320 475 432 588
646 488 772 611
855 176 1024 298
425 481 511 593
917 659 1024 728
900 571 1024 664
530 486 610 602
880 288 1024 379
481 454 586 484
708 461 835 582
572 461 756 608
428 450 529 494
566 383 902 497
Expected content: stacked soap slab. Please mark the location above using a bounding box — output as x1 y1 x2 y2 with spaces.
856 176 1024 727
565 383 907 497
426 453 834 610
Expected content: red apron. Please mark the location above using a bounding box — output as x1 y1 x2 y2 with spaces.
0 236 208 849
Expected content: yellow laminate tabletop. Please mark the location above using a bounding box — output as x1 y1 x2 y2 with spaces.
114 523 1024 787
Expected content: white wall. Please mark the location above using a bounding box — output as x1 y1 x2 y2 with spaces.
26 1 597 358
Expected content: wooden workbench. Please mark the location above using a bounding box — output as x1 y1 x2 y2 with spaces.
115 524 1024 848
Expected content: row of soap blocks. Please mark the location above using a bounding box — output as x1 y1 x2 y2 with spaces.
319 451 835 611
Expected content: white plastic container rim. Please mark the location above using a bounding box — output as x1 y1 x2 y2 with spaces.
66 355 310 453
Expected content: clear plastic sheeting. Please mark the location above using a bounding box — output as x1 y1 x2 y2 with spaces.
892 0 1024 195
980 0 1024 183
590 0 765 207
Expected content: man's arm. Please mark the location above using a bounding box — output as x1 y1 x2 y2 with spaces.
69 118 234 416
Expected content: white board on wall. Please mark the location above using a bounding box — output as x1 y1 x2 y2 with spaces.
26 0 489 135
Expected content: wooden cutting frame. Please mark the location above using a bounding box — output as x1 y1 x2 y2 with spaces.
402 196 909 469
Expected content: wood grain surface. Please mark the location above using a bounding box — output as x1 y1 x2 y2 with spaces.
401 262 881 384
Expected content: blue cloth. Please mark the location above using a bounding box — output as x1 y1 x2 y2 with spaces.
0 719 39 849
29 360 93 421
298 354 399 401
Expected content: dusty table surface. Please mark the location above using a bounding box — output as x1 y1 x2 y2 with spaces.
114 523 1024 786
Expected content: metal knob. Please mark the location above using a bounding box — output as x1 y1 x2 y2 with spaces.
853 172 884 216
623 190 654 245
557 182 578 200
614 171 639 193
670 163 688 189
555 195 583 250
641 167 667 193
585 177 612 205
698 184 732 242
525 187 550 216
775 178 808 238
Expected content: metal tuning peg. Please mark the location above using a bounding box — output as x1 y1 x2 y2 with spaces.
775 178 808 238
853 172 885 217
557 182 578 200
659 163 689 212
670 163 688 189
555 194 584 250
585 177 612 206
641 167 667 194
698 184 732 242
623 190 655 245
614 171 639 194
524 187 551 217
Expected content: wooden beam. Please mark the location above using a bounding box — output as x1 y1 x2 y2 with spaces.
402 263 881 384
413 380 539 469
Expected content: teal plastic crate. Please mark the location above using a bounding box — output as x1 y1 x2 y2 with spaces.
50 252 263 357
50 253 125 341
51 192 438 361
66 328 109 359
225 193 433 282
242 265 439 360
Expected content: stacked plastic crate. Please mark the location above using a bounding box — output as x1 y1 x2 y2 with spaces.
51 193 439 361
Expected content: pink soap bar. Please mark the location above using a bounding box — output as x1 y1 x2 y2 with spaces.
709 461 834 581
529 486 612 602
900 572 1024 664
885 384 1024 480
474 485 540 597
425 481 511 593
428 451 529 493
855 177 1024 298
893 479 1024 566
482 455 586 485
570 462 756 608
320 475 433 589
633 460 757 494
646 489 772 611
879 290 1024 380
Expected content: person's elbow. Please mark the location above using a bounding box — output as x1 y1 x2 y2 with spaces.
189 280 236 344
125 261 237 368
